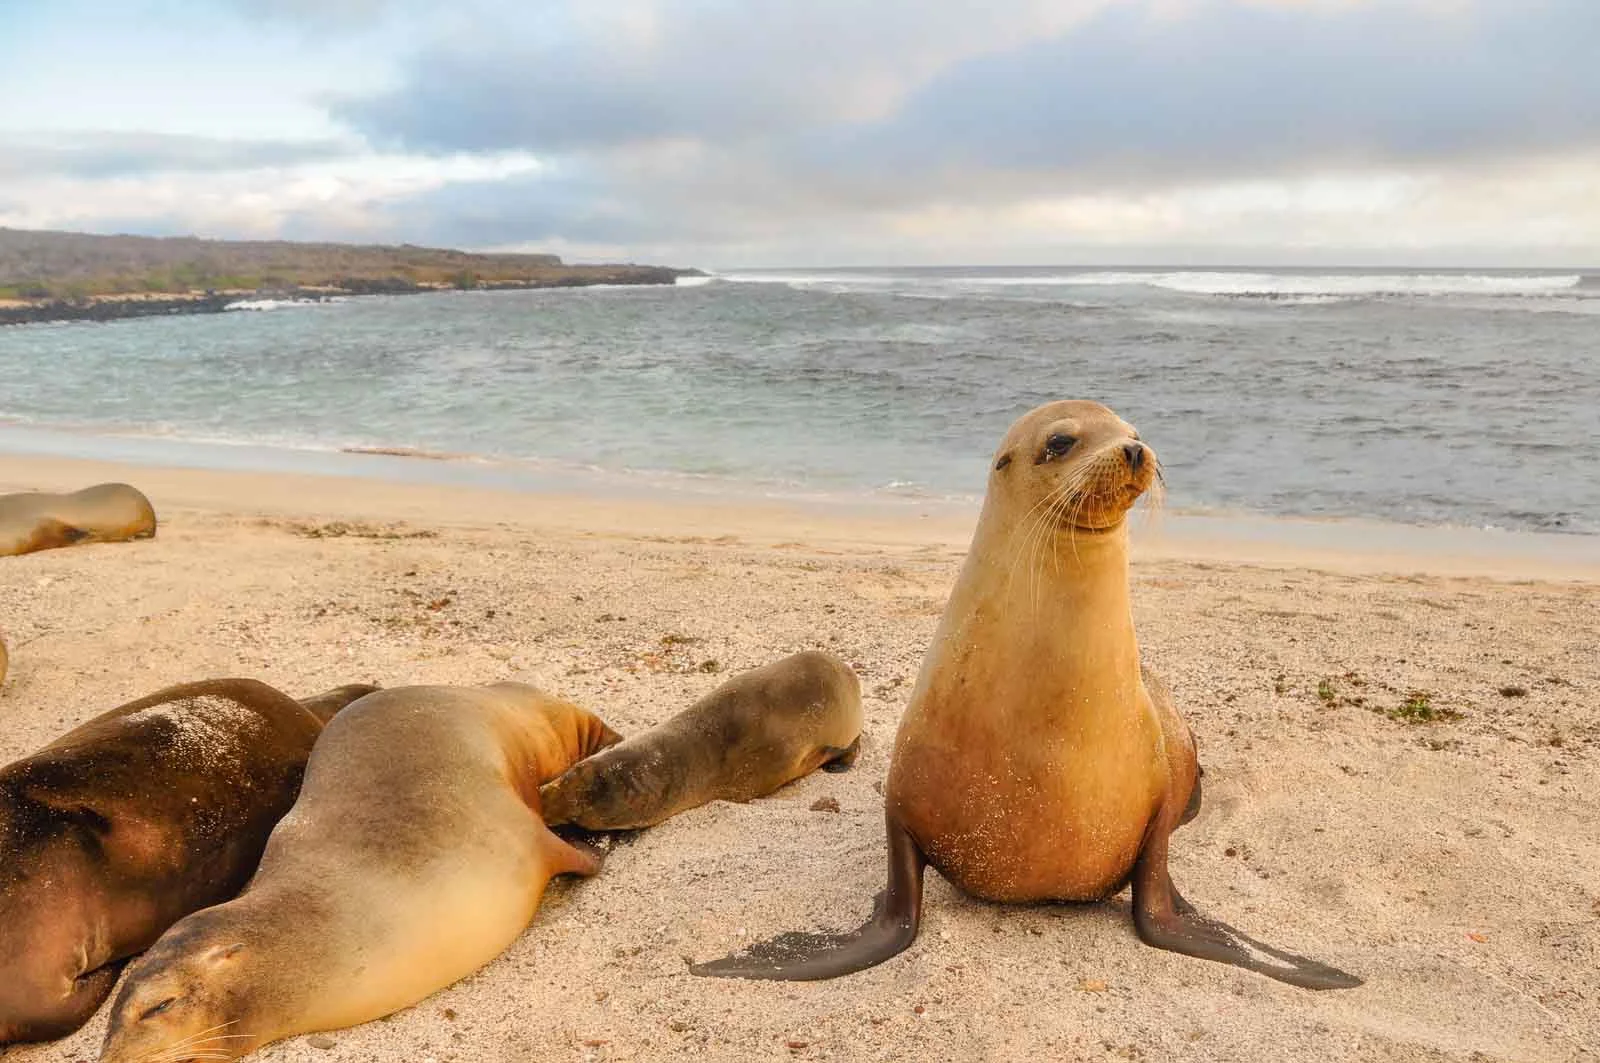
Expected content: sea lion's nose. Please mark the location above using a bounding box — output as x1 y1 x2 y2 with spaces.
1123 443 1145 472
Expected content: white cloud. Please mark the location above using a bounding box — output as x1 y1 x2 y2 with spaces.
0 153 542 240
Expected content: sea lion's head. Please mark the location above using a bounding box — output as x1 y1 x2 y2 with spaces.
100 912 265 1063
539 747 665 831
988 400 1159 534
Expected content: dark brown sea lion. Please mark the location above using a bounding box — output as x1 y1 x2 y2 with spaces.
99 683 621 1063
692 400 1361 990
0 483 157 557
540 650 863 830
0 678 378 1045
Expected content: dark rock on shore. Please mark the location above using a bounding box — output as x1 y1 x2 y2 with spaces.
0 267 706 327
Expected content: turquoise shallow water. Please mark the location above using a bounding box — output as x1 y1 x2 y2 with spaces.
1 266 1596 533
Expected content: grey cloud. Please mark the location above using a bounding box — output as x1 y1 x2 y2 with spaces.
335 1 1080 154
336 0 1600 206
0 132 355 179
359 167 717 248
825 0 1600 184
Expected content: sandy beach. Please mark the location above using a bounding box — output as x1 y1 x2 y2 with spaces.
2 455 1596 1063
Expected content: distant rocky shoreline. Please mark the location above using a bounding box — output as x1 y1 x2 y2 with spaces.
0 267 702 326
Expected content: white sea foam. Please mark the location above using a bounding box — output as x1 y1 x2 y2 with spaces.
223 298 329 311
721 269 1589 300
968 271 1587 298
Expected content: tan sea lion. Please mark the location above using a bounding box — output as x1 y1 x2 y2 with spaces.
99 682 622 1063
541 650 863 830
692 400 1361 990
0 678 378 1045
0 483 157 557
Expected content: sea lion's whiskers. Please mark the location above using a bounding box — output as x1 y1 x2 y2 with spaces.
1041 456 1107 586
146 1051 233 1063
1005 479 1072 600
1006 477 1072 566
1062 449 1120 562
1028 472 1091 608
1046 480 1085 578
152 1020 240 1050
134 1021 248 1063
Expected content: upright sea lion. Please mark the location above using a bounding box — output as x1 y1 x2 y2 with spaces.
541 650 863 830
0 483 157 557
99 683 622 1063
692 401 1361 990
0 678 378 1045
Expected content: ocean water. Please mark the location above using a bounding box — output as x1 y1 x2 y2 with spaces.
1 266 1596 534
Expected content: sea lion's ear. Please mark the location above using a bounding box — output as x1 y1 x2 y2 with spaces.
994 452 1013 471
205 942 246 964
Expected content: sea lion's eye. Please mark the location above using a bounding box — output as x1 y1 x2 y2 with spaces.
1045 434 1076 456
141 997 177 1019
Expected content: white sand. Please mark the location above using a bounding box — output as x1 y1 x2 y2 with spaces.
2 456 1596 1063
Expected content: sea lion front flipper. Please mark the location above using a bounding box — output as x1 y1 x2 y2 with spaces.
1178 764 1203 826
1130 807 1362 991
819 737 861 773
690 811 925 981
541 829 605 879
16 519 89 555
3 961 123 1044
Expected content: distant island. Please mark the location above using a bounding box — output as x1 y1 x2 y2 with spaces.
0 227 702 325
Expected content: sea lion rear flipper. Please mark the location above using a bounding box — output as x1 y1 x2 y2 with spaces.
819 737 861 773
2 962 123 1044
690 812 925 981
1130 806 1362 991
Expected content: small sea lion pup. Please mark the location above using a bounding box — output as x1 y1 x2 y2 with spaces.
542 650 863 830
0 678 379 1045
0 483 157 557
692 400 1361 990
99 683 622 1063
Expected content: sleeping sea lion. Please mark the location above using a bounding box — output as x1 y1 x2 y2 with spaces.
541 650 863 830
0 483 157 557
691 400 1361 990
99 682 621 1063
0 678 378 1044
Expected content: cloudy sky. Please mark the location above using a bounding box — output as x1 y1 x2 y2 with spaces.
2 0 1596 267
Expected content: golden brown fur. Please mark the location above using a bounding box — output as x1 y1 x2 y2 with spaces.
0 483 157 557
0 679 376 1045
100 683 621 1063
694 401 1359 989
541 650 863 830
887 401 1180 901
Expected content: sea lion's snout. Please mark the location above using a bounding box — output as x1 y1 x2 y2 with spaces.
1123 442 1146 472
101 938 252 1063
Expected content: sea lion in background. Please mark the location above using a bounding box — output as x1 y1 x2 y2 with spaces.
0 678 378 1045
693 400 1361 990
0 631 8 687
542 650 863 831
0 483 157 557
100 683 622 1063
